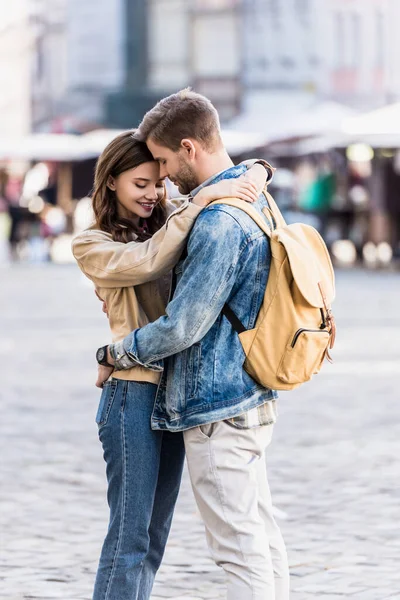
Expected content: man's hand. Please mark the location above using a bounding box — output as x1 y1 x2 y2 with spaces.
96 364 114 388
95 290 109 318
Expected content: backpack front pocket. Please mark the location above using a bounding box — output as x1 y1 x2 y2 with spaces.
277 329 330 385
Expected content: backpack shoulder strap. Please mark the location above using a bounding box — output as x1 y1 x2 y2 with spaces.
263 189 287 229
210 196 278 335
222 304 246 334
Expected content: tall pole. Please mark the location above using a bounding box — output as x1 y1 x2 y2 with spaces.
125 0 148 91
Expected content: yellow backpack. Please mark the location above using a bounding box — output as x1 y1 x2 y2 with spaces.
212 191 336 391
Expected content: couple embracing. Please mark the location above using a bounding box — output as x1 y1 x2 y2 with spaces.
72 89 289 600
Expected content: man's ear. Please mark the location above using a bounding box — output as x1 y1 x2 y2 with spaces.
107 175 116 191
180 139 196 160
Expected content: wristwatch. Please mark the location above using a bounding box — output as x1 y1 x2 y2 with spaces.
96 345 114 367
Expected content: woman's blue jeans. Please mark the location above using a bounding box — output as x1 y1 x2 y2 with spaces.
93 379 185 600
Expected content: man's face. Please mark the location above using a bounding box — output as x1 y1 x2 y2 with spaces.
147 138 199 195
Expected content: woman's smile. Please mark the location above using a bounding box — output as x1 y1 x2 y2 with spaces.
138 201 157 213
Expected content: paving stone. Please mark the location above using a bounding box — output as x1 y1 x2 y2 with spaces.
1 265 399 599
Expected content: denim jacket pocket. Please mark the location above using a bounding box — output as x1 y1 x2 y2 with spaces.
96 380 118 428
186 343 201 400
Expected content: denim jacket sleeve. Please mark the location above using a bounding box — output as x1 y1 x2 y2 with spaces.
110 207 247 369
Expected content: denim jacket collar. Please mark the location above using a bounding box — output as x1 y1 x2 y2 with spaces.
190 164 247 198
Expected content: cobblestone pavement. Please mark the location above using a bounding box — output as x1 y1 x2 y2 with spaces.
1 264 399 600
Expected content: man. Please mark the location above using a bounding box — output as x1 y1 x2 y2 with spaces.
98 89 289 600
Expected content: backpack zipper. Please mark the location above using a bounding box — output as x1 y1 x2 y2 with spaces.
291 328 329 348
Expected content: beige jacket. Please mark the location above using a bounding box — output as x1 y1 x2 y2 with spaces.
72 199 203 383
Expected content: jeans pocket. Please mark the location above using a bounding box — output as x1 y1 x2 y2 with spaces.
96 380 118 428
198 422 215 439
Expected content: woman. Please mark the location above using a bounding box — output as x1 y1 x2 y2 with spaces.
72 130 268 600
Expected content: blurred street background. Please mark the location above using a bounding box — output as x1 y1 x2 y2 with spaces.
1 0 400 599
1 0 400 266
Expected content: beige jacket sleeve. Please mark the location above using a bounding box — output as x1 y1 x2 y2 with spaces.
72 200 202 289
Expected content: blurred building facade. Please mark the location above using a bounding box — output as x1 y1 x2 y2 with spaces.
0 0 31 137
30 0 126 131
322 0 400 105
243 0 400 102
2 0 400 133
1 0 400 263
30 0 68 131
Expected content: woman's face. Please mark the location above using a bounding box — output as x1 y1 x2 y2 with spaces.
109 161 165 221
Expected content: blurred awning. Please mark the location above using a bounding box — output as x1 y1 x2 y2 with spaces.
268 132 400 157
267 134 350 157
6 101 400 163
81 128 269 157
263 101 400 156
79 129 125 158
229 90 312 139
277 101 356 141
342 103 400 136
221 130 268 154
0 133 87 161
228 91 356 143
0 128 269 162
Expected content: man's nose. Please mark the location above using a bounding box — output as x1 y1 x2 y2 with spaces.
159 164 168 179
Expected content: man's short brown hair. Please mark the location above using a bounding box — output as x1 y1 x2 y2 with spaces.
136 88 223 152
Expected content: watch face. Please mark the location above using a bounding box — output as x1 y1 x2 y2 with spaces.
97 347 105 363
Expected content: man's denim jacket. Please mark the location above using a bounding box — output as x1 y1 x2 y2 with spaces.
111 165 278 431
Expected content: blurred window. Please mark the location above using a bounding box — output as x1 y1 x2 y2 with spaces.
334 11 345 69
35 36 45 82
267 0 281 29
351 13 361 68
296 0 310 27
194 0 237 7
375 10 384 68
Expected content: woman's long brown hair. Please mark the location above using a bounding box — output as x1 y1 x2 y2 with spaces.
92 130 167 242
